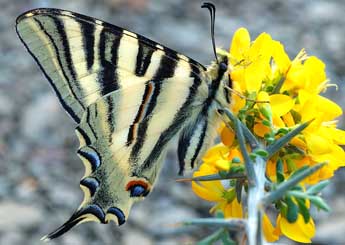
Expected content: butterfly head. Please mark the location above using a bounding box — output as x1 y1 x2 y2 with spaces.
206 51 232 107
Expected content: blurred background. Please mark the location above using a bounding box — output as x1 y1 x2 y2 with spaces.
1 0 345 244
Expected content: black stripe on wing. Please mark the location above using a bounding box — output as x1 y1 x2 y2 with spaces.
136 64 203 174
129 53 178 161
80 20 95 70
177 115 208 175
98 28 120 96
135 44 154 76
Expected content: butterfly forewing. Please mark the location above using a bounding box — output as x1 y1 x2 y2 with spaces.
16 8 206 123
16 8 229 240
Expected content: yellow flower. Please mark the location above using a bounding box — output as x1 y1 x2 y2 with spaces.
192 163 243 218
229 27 274 115
262 211 315 243
262 213 280 242
211 197 243 218
192 163 224 202
282 54 327 94
276 214 315 243
202 143 229 166
192 27 344 244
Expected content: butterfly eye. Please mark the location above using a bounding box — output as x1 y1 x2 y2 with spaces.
126 180 150 197
219 62 228 72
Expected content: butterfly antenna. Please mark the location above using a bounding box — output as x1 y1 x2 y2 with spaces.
201 2 219 64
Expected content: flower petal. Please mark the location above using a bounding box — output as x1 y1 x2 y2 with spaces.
270 94 295 117
230 27 250 61
280 214 315 243
222 198 243 218
263 213 280 242
272 40 291 74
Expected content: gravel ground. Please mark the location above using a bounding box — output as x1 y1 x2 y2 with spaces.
1 0 345 244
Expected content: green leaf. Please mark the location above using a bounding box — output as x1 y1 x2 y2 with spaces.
223 188 236 202
277 172 285 184
286 158 297 172
264 134 275 144
296 198 310 223
276 159 285 183
231 157 242 164
262 119 271 127
215 210 224 219
280 201 288 218
197 228 224 245
254 149 269 158
309 196 331 212
276 127 289 135
219 170 229 178
276 158 284 173
307 180 330 195
230 165 245 174
266 120 312 158
260 106 272 121
290 109 301 124
289 165 309 178
286 196 298 222
220 230 236 245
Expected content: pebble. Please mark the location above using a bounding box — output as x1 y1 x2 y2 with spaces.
0 201 43 231
123 229 152 245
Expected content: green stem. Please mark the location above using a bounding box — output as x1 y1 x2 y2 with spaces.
197 228 227 245
182 218 246 230
247 156 266 245
220 109 257 187
272 76 285 94
221 108 260 150
176 172 246 182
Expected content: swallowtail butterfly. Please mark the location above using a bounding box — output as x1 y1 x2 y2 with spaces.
16 3 232 240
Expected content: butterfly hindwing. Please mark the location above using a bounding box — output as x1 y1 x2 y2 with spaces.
44 78 206 239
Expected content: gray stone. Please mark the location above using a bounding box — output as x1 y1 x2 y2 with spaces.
20 93 73 146
0 201 43 231
123 229 153 245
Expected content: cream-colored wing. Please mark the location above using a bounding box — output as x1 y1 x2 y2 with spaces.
16 8 205 123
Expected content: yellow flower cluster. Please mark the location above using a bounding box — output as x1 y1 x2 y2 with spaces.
192 27 345 243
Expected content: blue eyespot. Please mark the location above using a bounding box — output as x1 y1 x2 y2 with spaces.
129 185 149 197
131 185 145 197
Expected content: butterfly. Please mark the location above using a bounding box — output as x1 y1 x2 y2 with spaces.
15 3 232 240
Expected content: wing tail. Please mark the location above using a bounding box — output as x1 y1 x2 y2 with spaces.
41 210 86 241
41 203 111 241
